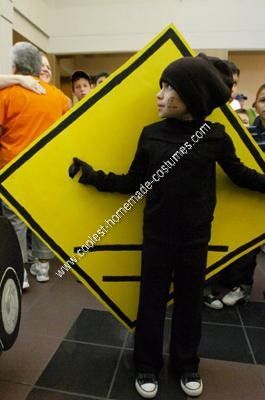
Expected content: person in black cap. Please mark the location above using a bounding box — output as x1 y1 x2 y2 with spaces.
68 54 265 398
71 70 91 101
235 93 248 109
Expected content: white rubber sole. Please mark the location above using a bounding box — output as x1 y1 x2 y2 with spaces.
135 379 158 399
22 281 30 290
204 300 223 310
36 275 50 282
180 379 203 397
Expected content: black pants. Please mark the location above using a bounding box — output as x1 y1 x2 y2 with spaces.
134 239 208 376
219 248 259 289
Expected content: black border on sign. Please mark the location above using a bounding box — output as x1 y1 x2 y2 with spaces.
1 27 265 328
204 105 265 275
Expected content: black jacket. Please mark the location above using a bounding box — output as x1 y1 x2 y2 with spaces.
250 117 265 151
83 119 265 245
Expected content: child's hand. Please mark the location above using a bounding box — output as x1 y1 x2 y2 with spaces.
68 157 95 184
68 157 82 178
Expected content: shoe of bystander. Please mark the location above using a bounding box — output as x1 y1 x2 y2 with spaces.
30 261 50 282
222 286 250 306
204 294 223 309
23 268 30 290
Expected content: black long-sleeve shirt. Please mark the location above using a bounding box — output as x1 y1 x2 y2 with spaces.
83 119 265 245
251 116 265 151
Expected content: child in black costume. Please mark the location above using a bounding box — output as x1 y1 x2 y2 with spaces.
69 54 265 398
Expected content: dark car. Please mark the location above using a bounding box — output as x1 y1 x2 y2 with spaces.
0 216 23 351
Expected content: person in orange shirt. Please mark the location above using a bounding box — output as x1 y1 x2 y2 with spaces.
0 52 72 107
0 42 70 288
0 52 53 93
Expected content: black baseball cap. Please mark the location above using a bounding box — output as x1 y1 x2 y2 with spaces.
235 93 248 100
71 70 91 84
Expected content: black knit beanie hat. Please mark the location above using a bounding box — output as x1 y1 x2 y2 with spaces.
160 53 233 119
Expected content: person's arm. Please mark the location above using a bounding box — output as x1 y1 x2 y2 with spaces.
0 126 2 167
57 89 72 113
0 90 4 136
66 97 72 110
0 74 45 94
69 130 148 194
0 126 3 167
218 131 265 192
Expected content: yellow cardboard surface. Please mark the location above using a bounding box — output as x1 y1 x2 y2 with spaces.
1 25 265 330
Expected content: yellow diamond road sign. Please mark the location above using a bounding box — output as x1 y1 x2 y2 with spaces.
1 24 265 330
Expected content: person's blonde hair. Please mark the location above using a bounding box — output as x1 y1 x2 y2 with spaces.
253 83 265 108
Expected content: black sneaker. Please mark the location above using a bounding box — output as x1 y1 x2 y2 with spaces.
180 372 203 397
204 294 223 310
135 372 158 398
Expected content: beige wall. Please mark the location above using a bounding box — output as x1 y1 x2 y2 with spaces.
5 1 265 55
13 0 50 51
47 0 265 53
229 51 265 108
0 0 13 73
58 53 133 78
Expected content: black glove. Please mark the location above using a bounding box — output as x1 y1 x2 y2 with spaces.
68 157 96 184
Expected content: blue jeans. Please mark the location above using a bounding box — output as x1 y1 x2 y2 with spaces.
2 202 53 263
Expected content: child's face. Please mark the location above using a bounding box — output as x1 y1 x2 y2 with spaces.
255 88 265 122
157 82 192 120
238 112 249 127
96 75 107 86
230 73 239 101
73 78 91 101
40 55 52 83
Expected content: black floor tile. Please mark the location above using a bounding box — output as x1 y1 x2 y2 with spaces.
30 307 264 400
66 309 127 347
199 324 253 363
27 388 90 399
124 331 134 349
110 350 186 400
36 341 120 397
246 327 265 364
168 302 241 325
238 302 265 328
202 304 240 325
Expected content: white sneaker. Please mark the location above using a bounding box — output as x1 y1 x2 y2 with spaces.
222 287 247 306
30 261 49 282
180 373 203 397
135 373 158 398
23 269 30 290
30 262 39 276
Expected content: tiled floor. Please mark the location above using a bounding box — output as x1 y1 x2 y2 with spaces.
0 253 265 400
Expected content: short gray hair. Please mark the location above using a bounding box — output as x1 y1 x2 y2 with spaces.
10 42 41 76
